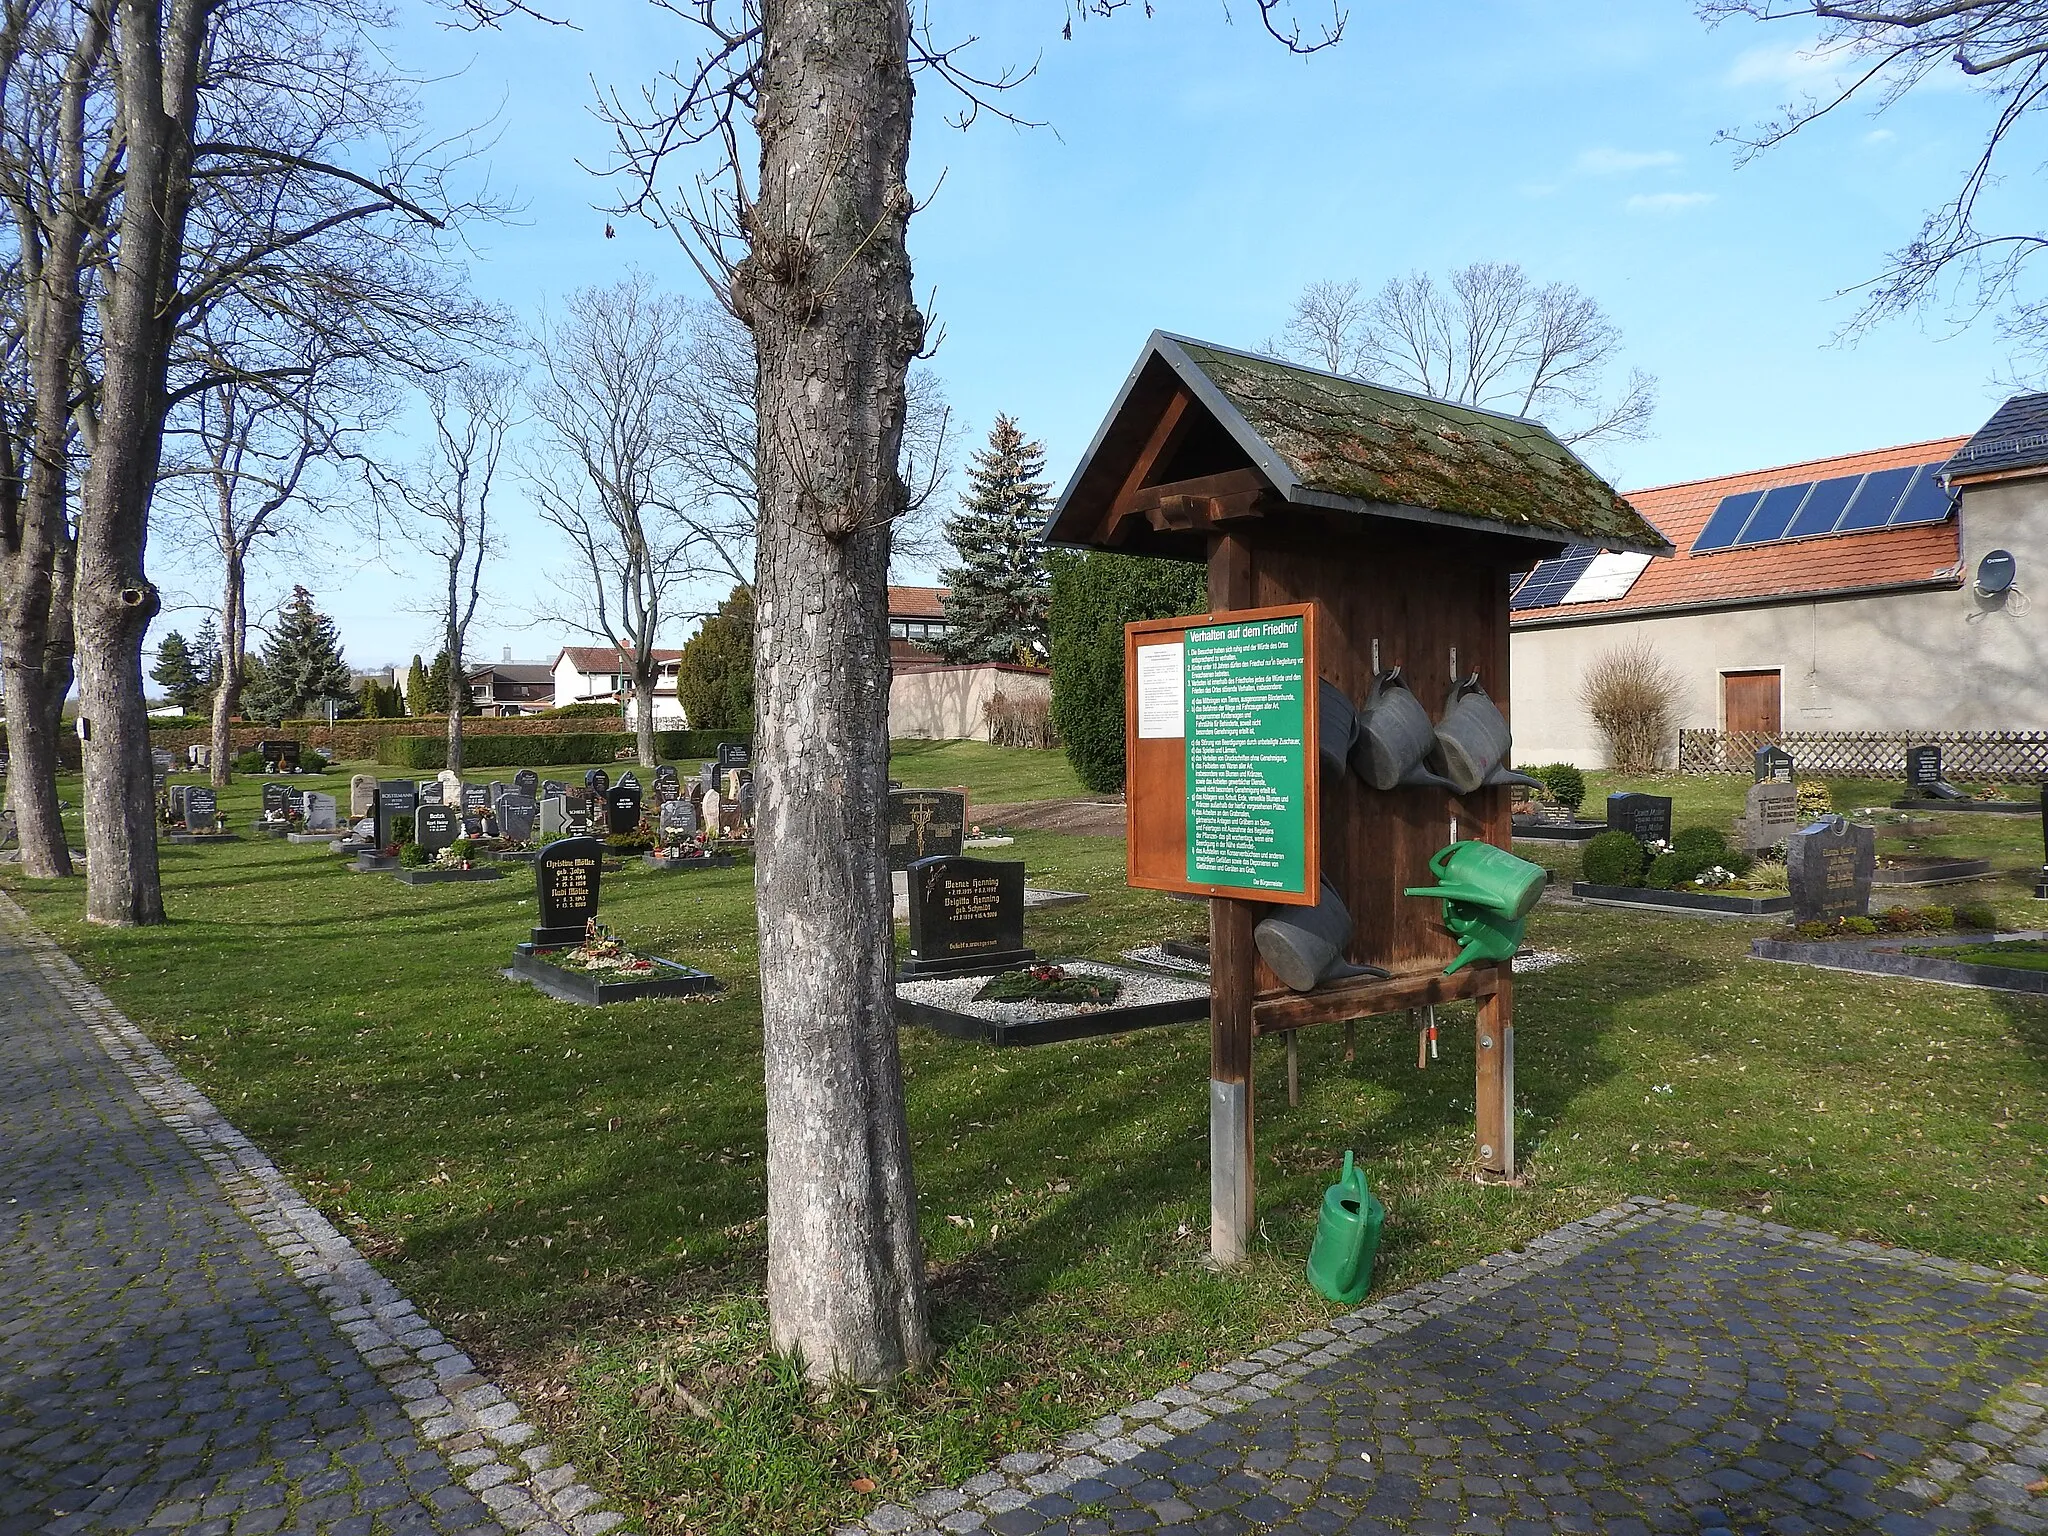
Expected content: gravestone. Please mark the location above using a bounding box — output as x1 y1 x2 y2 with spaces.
531 836 603 945
900 855 1036 978
888 788 966 870
1788 815 1875 923
1753 745 1795 784
1739 781 1799 853
618 769 640 792
1604 791 1673 847
717 741 750 771
416 804 460 855
699 762 718 792
462 782 489 815
498 794 537 843
439 769 463 796
259 738 293 769
261 782 291 816
303 792 338 833
541 778 567 800
585 767 610 799
722 767 750 803
659 797 698 840
538 795 567 838
654 764 680 803
350 773 377 817
2037 786 2048 900
1906 745 1944 792
375 780 419 849
151 747 174 775
607 785 642 835
702 787 722 836
168 784 188 823
278 740 301 771
515 769 541 798
185 786 218 832
418 779 444 805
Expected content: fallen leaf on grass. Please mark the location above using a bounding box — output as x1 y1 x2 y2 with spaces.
2027 1478 2048 1496
850 1478 876 1494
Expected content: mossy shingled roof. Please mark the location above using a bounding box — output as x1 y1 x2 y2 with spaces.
1168 337 1670 553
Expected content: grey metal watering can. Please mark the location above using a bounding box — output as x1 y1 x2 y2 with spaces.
1254 878 1392 993
1349 669 1458 792
1317 678 1359 777
1431 675 1543 796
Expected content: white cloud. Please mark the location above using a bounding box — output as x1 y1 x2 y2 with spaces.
1725 39 1850 88
1576 147 1681 176
1864 128 1896 145
1626 191 1716 213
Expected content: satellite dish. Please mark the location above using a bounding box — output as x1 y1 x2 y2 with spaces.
1976 549 2017 597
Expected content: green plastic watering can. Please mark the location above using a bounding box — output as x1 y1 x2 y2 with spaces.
1404 840 1546 921
1435 899 1526 974
1306 1151 1384 1305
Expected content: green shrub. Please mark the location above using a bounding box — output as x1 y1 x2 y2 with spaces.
1796 780 1831 818
1645 850 1706 890
375 729 743 770
389 815 414 847
675 583 754 731
1581 830 1647 887
1538 763 1586 813
606 830 654 855
1672 825 1727 859
1048 548 1208 794
1724 851 1755 878
1877 904 1922 933
300 748 329 774
545 701 624 719
1919 904 1956 930
1954 902 2000 931
398 842 428 868
1796 919 1829 939
1841 915 1879 935
232 748 265 774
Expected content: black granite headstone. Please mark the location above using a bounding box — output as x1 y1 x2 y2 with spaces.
261 782 290 815
185 786 218 832
900 855 1035 978
417 779 444 805
888 788 966 871
716 741 750 771
1906 745 1943 790
498 794 537 843
585 767 610 798
659 797 698 838
515 769 541 798
416 804 460 855
1753 745 1794 784
654 764 680 793
278 740 301 771
531 836 603 945
541 779 567 800
1787 815 1876 923
461 782 489 814
375 780 418 849
1605 791 1672 847
606 785 643 835
617 769 640 792
168 784 188 823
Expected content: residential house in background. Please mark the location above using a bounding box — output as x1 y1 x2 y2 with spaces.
888 585 950 665
1509 394 2048 764
551 645 687 726
466 652 555 716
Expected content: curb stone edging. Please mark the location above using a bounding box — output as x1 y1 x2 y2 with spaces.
836 1199 2047 1536
0 891 635 1536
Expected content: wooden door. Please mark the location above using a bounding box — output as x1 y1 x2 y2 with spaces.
1723 670 1781 736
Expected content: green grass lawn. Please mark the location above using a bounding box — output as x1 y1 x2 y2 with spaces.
887 738 1090 806
5 752 2047 1535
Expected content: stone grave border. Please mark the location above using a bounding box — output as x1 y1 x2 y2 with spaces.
1750 928 2048 996
1507 818 1606 842
505 947 723 1006
1892 797 2034 816
1872 856 1996 887
830 1195 2045 1536
894 959 1211 1048
387 865 506 887
0 891 634 1536
641 851 736 872
1568 881 1792 917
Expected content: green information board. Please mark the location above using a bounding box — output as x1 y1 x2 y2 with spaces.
1184 612 1310 896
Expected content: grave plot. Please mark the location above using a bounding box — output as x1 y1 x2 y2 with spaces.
886 787 1085 913
382 804 504 885
161 784 234 843
1753 927 2048 994
1894 744 2037 813
506 836 722 1005
1571 789 1793 915
640 793 735 871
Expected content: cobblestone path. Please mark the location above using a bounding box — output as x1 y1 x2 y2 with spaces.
0 899 620 1536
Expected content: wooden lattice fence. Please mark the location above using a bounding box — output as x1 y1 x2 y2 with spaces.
1678 728 2048 782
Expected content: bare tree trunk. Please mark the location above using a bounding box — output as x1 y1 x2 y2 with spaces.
446 621 464 773
209 548 243 786
634 666 655 767
750 0 931 1385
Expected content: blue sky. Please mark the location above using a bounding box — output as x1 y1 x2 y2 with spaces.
151 0 2039 672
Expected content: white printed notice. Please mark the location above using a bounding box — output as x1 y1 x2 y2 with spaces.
1135 641 1186 739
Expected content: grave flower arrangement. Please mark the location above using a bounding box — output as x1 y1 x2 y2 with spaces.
433 837 477 870
553 920 656 976
974 963 1122 1007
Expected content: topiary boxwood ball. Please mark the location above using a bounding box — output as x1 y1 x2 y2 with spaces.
1645 850 1706 890
1581 829 1647 887
1672 825 1727 859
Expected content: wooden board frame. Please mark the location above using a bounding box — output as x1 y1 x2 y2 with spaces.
1123 602 1320 907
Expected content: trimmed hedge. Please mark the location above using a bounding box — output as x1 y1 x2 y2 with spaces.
1047 548 1209 794
376 729 745 769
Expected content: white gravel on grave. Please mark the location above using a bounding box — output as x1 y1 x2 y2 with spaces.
896 960 1208 1024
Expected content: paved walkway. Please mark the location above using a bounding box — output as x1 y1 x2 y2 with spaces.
0 897 622 1536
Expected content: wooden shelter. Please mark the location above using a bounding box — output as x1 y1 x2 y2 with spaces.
1046 333 1670 1263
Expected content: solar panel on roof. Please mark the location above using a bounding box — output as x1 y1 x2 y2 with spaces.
1509 546 1596 610
1689 461 1955 554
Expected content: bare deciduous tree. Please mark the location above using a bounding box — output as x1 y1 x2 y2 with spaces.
596 0 1342 1386
373 367 513 775
1277 263 1657 447
1580 640 1686 773
1703 1 2048 359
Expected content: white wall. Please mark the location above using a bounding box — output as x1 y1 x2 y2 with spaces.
889 666 1050 741
1508 477 2048 765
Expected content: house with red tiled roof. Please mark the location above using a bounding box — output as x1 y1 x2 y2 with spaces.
1509 395 2048 764
551 645 688 724
887 584 951 665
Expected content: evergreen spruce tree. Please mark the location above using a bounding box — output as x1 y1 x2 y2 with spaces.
938 416 1053 664
149 632 202 714
675 584 755 730
191 616 222 696
242 586 357 723
426 648 461 715
405 654 430 715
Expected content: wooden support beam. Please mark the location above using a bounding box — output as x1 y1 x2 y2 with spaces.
1286 1032 1300 1108
1476 972 1515 1177
1252 964 1499 1036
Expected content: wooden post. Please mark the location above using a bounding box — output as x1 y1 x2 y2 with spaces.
1209 531 1257 1265
1286 1032 1299 1107
1475 970 1514 1176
